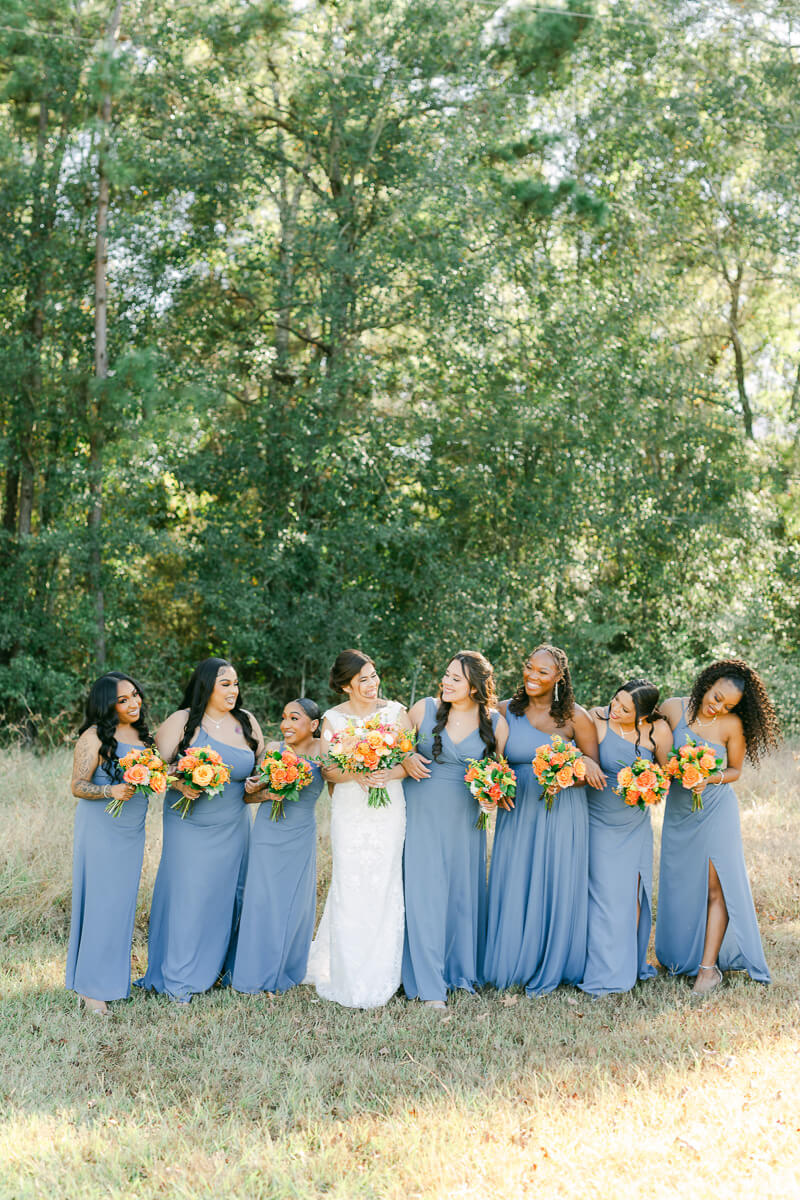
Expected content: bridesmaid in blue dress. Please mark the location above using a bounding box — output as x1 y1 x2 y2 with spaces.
483 644 605 996
140 658 263 1003
578 679 672 997
402 651 508 1010
66 672 154 1015
656 659 779 996
233 698 324 995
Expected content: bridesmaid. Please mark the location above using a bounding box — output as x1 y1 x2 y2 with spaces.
578 679 672 997
483 644 605 996
656 659 779 996
66 672 153 1015
140 658 263 1003
232 699 324 996
402 651 509 1011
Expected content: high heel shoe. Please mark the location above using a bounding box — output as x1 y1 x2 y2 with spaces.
78 995 111 1016
691 963 723 998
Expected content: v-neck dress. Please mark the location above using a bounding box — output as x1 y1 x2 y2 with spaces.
578 721 657 996
65 739 148 1001
655 703 769 982
140 729 254 1000
483 709 588 995
401 696 499 1002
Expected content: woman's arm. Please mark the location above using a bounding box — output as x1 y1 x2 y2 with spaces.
652 719 673 768
494 713 509 757
71 729 133 805
402 699 432 781
572 705 606 789
244 738 278 801
156 710 199 800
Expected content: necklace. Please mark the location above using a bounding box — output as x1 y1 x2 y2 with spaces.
610 719 635 741
693 713 717 728
204 712 226 730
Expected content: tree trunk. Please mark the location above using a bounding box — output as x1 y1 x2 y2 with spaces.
727 262 753 440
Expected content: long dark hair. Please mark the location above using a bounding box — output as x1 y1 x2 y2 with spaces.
329 649 375 695
507 643 575 726
177 658 259 755
78 671 154 777
688 659 780 765
290 697 322 738
605 677 664 756
431 650 497 763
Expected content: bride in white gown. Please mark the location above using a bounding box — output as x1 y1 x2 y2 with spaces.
305 649 410 1008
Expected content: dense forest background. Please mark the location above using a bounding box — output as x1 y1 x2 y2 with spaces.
2 0 799 738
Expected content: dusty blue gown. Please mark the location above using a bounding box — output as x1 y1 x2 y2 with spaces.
655 703 769 982
402 698 498 1002
483 709 588 995
233 750 324 994
140 730 254 1000
65 739 148 1001
578 721 656 996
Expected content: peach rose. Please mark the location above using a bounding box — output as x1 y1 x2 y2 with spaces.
699 753 716 771
284 765 298 783
643 790 660 805
573 759 586 780
637 769 657 790
617 766 634 788
556 766 574 788
150 772 167 794
192 763 216 787
124 763 150 786
681 764 703 790
679 745 694 759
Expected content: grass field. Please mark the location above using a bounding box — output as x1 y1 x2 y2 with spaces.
1 747 799 1198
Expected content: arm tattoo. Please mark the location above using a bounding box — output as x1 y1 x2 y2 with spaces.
72 741 107 801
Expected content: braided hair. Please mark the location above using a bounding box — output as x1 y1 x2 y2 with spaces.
688 659 780 765
177 658 259 756
78 671 154 779
605 678 664 756
431 651 497 763
507 644 576 726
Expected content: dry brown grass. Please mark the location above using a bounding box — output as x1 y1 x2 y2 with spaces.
1 745 799 1198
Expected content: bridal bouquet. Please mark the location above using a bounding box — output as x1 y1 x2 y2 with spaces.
532 735 587 812
613 757 669 811
170 746 231 818
464 756 517 830
256 748 316 822
665 739 724 812
327 714 416 808
106 746 170 816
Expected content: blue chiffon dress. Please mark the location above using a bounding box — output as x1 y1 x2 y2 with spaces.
140 730 254 1001
65 740 148 1001
233 750 324 994
578 722 656 996
655 704 769 982
483 710 588 995
401 698 499 1002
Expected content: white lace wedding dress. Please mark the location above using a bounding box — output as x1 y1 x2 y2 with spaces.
305 701 406 1008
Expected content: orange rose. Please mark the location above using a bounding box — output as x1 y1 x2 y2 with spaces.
150 772 167 793
617 767 634 788
177 755 194 773
679 745 693 759
284 765 298 783
637 769 657 790
643 790 660 805
681 764 703 790
399 737 413 753
192 763 216 787
465 767 479 782
573 759 586 780
699 753 716 771
124 763 150 786
556 766 574 788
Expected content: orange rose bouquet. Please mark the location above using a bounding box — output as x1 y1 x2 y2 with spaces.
532 735 587 812
665 739 724 812
613 757 669 811
327 714 416 808
464 756 517 830
256 748 316 822
169 746 231 818
105 746 171 817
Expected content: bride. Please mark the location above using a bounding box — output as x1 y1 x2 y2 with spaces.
305 649 410 1008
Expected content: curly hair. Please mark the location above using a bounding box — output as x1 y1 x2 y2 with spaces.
78 671 154 779
507 644 575 725
688 659 780 765
606 678 664 756
431 651 497 763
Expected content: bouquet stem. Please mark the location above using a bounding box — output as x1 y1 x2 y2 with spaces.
544 788 556 812
104 794 127 817
170 793 196 819
270 797 285 822
691 790 704 813
367 785 391 809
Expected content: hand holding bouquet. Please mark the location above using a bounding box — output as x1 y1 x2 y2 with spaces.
665 739 724 812
327 714 416 808
613 757 669 811
532 735 587 812
106 746 171 816
256 748 315 821
464 756 517 830
169 746 231 818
